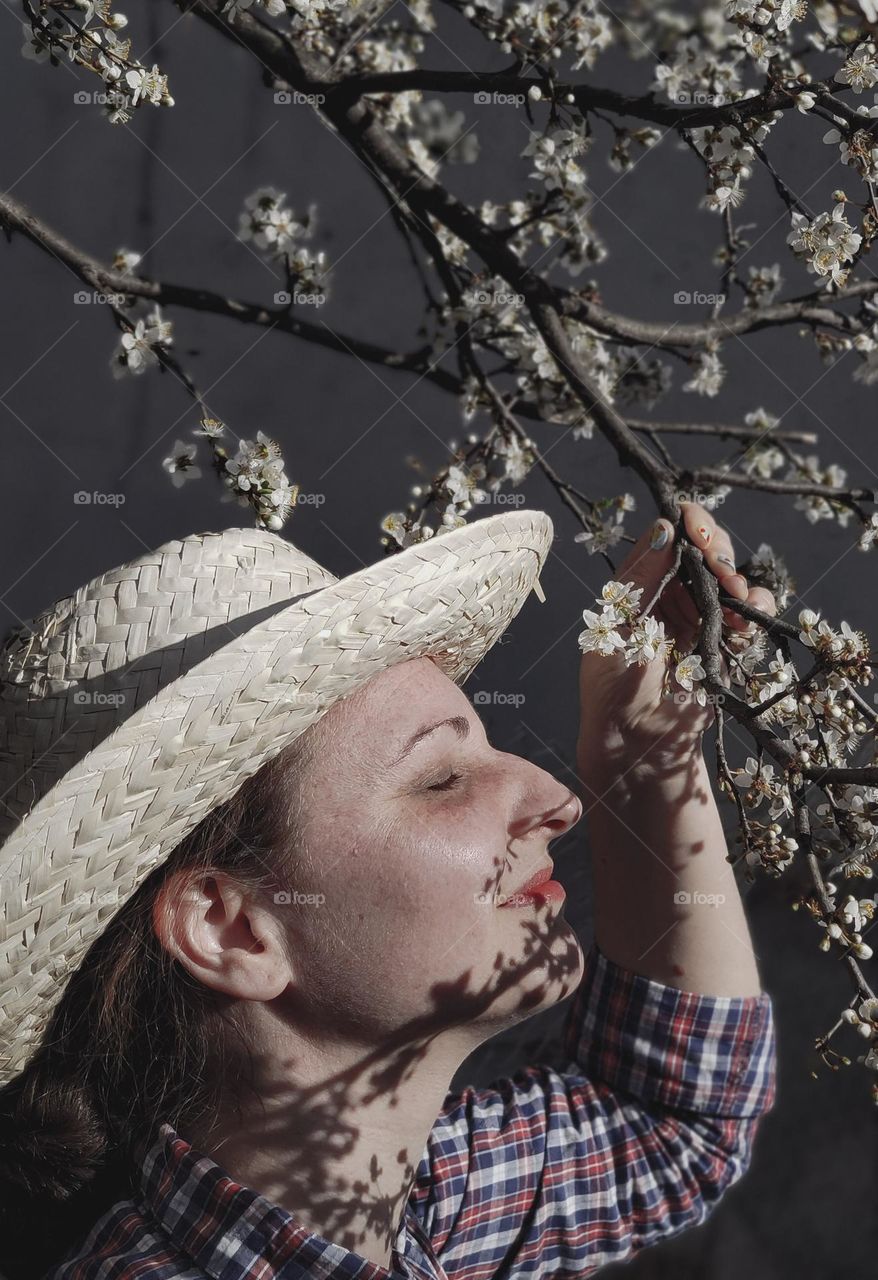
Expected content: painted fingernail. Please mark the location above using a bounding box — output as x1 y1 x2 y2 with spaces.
717 554 735 569
649 521 670 549
697 524 712 544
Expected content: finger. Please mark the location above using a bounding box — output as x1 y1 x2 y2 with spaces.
742 586 777 634
724 584 776 637
704 539 737 579
721 604 749 631
679 501 718 551
718 572 752 632
747 586 777 616
611 516 677 604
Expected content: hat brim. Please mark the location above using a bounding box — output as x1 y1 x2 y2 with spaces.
0 507 552 1084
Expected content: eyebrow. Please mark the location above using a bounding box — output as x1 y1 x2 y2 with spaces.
388 715 471 767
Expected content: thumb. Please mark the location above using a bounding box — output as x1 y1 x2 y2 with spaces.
612 518 676 607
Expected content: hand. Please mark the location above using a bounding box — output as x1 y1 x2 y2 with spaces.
576 502 778 782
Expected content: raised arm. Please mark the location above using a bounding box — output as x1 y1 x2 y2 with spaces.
576 502 779 994
405 504 779 1279
407 938 775 1278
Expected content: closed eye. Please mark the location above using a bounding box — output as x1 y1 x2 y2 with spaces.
428 771 462 792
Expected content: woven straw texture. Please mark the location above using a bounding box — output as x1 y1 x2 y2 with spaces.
0 508 552 1086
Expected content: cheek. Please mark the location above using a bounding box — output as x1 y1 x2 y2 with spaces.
296 794 509 962
354 805 506 921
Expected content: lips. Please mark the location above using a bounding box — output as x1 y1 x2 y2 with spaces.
507 861 555 899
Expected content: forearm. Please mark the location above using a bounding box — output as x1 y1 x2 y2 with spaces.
578 748 765 998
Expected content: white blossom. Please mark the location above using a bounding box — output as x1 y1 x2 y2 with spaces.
857 513 878 550
786 204 863 288
111 305 173 378
746 264 783 305
162 440 201 488
835 44 878 93
21 10 173 119
577 604 628 656
775 0 807 31
674 652 707 690
239 187 316 255
221 430 297 530
683 349 725 396
112 247 142 274
601 580 643 611
626 615 673 665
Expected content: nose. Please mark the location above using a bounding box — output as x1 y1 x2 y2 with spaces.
548 788 583 836
501 750 584 841
510 780 583 841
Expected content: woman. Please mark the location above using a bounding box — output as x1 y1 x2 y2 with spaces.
0 503 777 1279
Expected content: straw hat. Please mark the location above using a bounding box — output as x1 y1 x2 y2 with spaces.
0 508 552 1087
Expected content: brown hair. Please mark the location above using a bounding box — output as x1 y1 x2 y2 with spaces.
0 730 317 1280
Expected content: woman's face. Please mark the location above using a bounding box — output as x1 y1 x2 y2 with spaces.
275 655 585 1050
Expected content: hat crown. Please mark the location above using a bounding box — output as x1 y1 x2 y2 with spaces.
0 528 336 845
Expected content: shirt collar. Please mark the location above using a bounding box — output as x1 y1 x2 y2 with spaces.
139 1122 413 1280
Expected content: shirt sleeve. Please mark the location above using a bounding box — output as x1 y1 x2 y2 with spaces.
408 940 777 1280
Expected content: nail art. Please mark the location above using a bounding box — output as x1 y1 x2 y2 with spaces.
649 521 670 549
697 524 712 544
717 554 735 569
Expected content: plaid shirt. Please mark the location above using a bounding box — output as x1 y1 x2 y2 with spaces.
48 941 776 1279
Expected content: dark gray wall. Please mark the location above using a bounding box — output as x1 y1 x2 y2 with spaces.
2 4 877 1277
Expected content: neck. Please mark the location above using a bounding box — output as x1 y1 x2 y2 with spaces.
188 1030 471 1272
